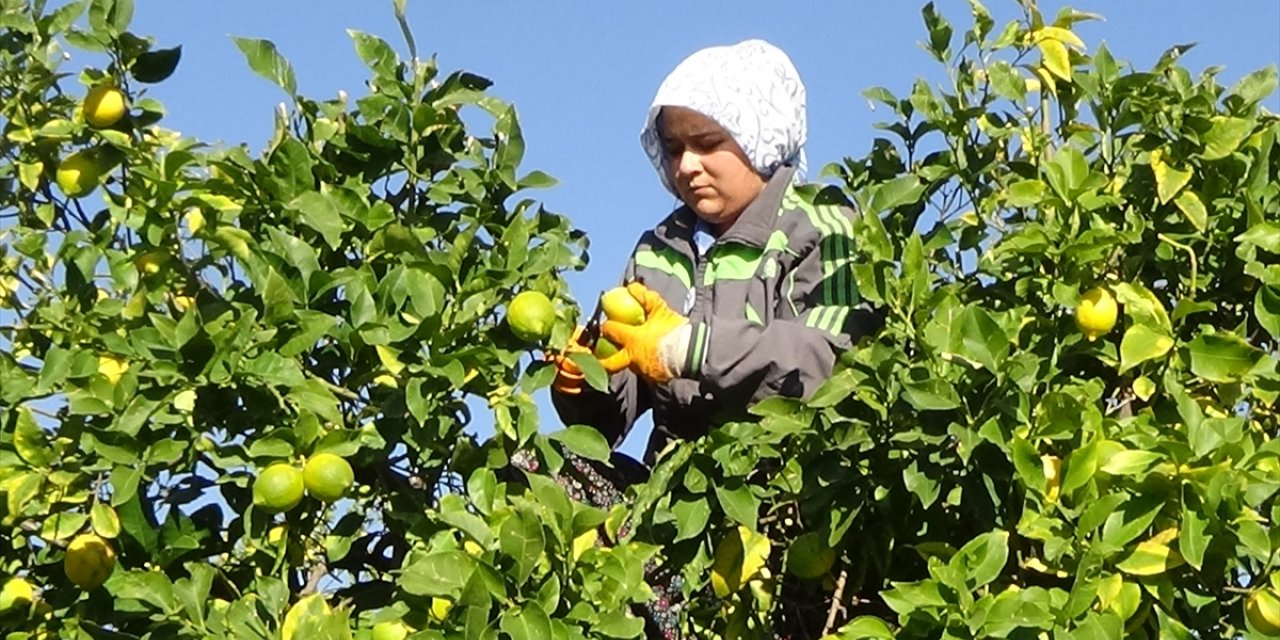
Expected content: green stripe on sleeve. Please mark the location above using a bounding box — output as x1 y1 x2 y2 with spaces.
634 247 693 289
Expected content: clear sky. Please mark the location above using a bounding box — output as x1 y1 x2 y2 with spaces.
116 1 1279 460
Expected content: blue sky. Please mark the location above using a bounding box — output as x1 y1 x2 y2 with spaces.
119 1 1279 459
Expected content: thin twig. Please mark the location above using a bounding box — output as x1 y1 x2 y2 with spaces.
823 569 850 635
298 560 329 596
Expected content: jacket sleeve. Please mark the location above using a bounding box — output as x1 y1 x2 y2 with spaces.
550 255 652 449
683 207 877 406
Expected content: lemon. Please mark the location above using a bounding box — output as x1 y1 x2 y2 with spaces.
430 596 453 621
281 594 331 640
55 150 105 198
0 577 34 613
64 533 116 590
303 453 354 503
593 338 622 360
785 532 836 580
1246 587 1280 636
506 291 556 343
600 286 645 325
463 539 485 557
371 621 411 640
97 354 129 384
1075 287 1118 341
252 463 305 514
134 250 170 276
83 85 127 128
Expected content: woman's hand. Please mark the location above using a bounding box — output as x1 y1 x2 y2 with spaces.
600 282 690 384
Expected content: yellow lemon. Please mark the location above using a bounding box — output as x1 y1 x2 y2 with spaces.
1042 455 1062 503
371 621 411 640
785 532 836 580
302 453 354 503
252 463 305 514
97 354 129 384
1075 286 1118 341
506 291 556 343
55 150 105 198
463 539 485 557
134 250 169 276
172 295 195 313
83 85 127 128
430 596 453 621
183 208 206 235
0 577 34 613
1246 587 1280 636
64 533 116 590
600 286 645 325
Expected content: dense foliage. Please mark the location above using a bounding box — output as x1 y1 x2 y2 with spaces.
1 0 1276 638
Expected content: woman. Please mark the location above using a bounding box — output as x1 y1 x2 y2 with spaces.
551 39 877 466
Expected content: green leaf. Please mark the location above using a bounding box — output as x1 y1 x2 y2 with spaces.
88 0 131 36
1257 286 1280 340
499 507 544 586
91 503 121 538
594 610 646 638
131 46 181 83
672 498 711 542
289 192 348 250
347 30 398 79
231 36 297 95
1006 179 1045 207
1200 116 1252 160
1187 334 1262 383
548 426 611 463
400 551 474 596
715 483 759 530
921 2 954 60
1150 149 1192 204
1173 191 1207 232
950 530 1009 589
1116 538 1183 576
1238 222 1280 253
1179 506 1209 571
1100 450 1162 476
500 603 553 640
13 407 54 467
1227 65 1278 106
1119 324 1175 372
567 352 608 395
1060 440 1098 497
868 175 925 215
900 374 961 411
835 616 896 639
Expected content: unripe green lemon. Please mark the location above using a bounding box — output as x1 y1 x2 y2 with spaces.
600 286 645 325
1246 587 1280 636
55 150 105 198
593 338 622 359
1074 286 1118 341
252 463 305 514
506 291 555 343
785 532 836 580
83 85 127 128
302 453 354 503
371 621 411 640
64 533 116 590
0 577 34 612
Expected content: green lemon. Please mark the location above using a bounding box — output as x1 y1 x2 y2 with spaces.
371 621 411 640
253 463 305 514
1246 587 1280 636
303 453 354 503
507 291 556 343
785 532 836 580
83 85 127 128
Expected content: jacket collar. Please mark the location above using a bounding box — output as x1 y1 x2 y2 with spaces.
654 164 797 253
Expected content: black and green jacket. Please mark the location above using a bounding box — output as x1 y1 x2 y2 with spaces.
553 166 880 463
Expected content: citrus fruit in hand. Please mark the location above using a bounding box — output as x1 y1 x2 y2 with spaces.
601 286 645 325
1074 286 1118 341
64 533 116 590
785 531 836 579
55 150 105 198
0 577 34 612
507 291 556 343
253 463 305 514
83 85 127 128
593 337 622 359
1246 587 1280 635
371 620 412 640
303 453 354 502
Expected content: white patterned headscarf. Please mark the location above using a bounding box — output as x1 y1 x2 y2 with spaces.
641 39 807 196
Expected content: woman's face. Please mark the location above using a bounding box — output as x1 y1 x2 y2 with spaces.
658 106 766 234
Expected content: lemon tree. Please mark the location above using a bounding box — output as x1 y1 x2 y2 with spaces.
1 1 1276 639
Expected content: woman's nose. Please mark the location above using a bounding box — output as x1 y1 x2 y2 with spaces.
676 149 701 176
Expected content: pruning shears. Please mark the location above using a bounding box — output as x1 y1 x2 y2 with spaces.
575 277 644 350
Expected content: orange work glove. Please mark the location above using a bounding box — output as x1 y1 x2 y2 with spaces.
548 327 631 395
600 282 691 385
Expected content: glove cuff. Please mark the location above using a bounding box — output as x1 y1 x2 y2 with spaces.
658 321 692 379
